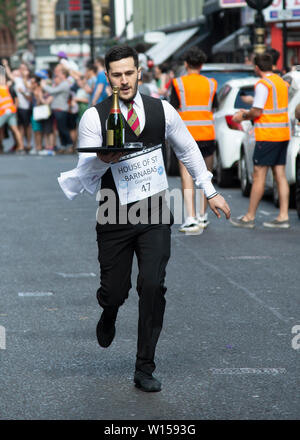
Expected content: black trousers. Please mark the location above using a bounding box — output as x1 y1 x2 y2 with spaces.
96 223 171 375
52 110 73 147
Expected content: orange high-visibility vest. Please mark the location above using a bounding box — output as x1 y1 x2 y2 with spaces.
172 73 217 141
0 86 16 117
254 73 290 142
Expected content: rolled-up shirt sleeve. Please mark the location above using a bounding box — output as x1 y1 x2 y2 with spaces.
57 107 110 199
162 100 216 198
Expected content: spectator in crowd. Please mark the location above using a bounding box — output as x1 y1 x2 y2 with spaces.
57 51 79 72
68 89 79 150
41 64 73 153
171 47 218 232
91 56 111 106
265 47 282 74
0 66 24 153
135 43 149 72
68 61 97 109
29 75 43 154
2 59 33 152
154 63 170 98
29 74 55 155
74 80 89 119
230 53 290 229
138 71 160 98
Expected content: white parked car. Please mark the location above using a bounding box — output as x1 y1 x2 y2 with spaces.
239 71 300 207
213 77 258 186
296 150 300 217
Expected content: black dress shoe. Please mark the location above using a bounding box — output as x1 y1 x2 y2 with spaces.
96 311 116 348
134 371 162 392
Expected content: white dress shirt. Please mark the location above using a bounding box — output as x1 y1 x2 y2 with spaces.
58 91 216 199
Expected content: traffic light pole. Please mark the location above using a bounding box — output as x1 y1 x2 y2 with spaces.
282 0 288 72
254 10 266 54
245 0 273 54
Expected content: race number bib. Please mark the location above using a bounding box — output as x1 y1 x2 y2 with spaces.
110 145 169 205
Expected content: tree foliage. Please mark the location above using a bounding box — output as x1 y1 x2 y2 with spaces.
0 0 17 36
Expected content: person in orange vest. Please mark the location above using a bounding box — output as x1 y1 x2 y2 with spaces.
171 47 218 233
0 66 24 153
230 53 290 229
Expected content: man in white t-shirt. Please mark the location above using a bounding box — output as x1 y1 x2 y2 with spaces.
230 53 290 229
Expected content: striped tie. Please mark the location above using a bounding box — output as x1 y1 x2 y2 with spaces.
126 101 140 136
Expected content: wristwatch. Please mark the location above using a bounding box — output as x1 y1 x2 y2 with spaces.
242 112 248 119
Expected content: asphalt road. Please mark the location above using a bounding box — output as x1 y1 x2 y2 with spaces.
0 154 300 420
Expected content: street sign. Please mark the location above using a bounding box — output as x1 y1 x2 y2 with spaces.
277 8 293 19
219 0 247 7
263 0 300 22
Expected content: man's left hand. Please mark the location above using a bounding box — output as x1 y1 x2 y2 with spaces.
208 194 231 219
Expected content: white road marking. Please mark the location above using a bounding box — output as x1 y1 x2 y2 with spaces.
259 210 271 216
225 256 272 260
210 368 286 375
18 292 53 297
56 272 96 278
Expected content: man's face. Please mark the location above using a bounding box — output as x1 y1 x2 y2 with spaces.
54 66 64 83
106 57 141 103
20 63 29 78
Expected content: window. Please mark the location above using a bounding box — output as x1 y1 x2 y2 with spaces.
55 0 92 37
218 84 232 106
234 87 255 110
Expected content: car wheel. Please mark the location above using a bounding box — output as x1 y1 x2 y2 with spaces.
163 141 179 176
296 154 300 218
289 184 296 209
240 151 251 197
216 150 234 187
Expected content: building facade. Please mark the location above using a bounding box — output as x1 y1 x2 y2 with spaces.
0 0 17 58
111 0 207 65
11 0 111 69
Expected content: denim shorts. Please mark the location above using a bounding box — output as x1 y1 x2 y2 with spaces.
0 112 17 128
253 141 289 166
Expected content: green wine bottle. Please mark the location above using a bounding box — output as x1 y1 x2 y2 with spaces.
106 86 124 148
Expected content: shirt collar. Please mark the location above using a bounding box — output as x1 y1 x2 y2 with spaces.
120 91 143 111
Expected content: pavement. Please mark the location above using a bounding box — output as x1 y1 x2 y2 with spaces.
0 154 300 420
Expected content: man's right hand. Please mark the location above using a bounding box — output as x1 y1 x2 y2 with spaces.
232 109 246 123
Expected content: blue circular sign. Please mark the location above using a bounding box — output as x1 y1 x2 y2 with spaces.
119 179 128 189
158 166 164 175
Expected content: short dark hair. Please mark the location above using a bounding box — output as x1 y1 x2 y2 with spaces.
86 60 97 73
33 75 41 84
105 45 139 72
265 48 280 65
158 62 169 74
254 53 273 72
184 47 207 68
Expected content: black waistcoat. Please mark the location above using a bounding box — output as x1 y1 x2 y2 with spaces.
94 94 170 229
